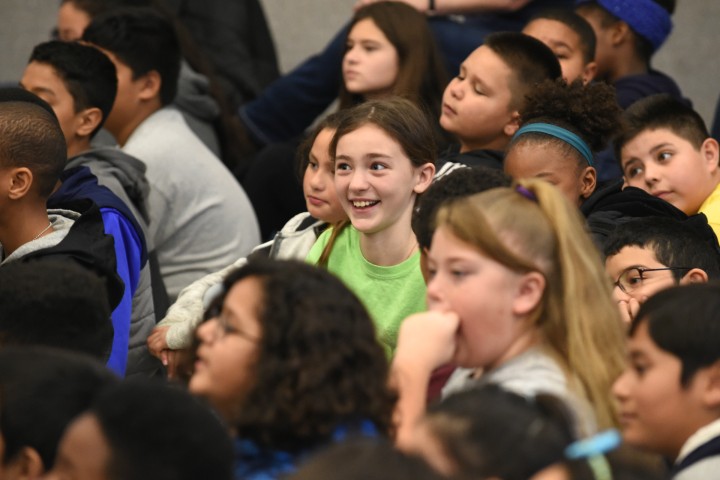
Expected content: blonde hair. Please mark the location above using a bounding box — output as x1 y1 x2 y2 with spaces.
435 178 625 429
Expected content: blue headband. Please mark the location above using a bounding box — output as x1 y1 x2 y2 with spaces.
512 123 594 166
576 0 673 52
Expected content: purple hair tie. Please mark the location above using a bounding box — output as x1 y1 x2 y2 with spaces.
516 185 538 202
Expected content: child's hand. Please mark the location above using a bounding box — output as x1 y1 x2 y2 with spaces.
394 311 459 372
617 297 643 324
161 349 186 379
147 326 170 358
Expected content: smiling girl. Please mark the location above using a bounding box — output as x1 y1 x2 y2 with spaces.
392 179 626 443
307 98 435 355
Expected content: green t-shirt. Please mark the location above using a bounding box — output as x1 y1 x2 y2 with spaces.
306 226 427 355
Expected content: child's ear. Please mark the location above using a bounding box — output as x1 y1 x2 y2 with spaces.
512 271 545 317
610 20 631 47
581 61 598 85
412 162 435 194
7 167 33 200
503 111 521 138
75 107 103 138
679 268 709 285
137 70 162 102
11 446 45 479
579 166 597 199
700 137 720 173
701 360 720 409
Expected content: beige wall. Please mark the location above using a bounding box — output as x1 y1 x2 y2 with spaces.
1 0 718 125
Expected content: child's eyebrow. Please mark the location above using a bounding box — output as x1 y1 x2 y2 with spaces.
649 143 674 154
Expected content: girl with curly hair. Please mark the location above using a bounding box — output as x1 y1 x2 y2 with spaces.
504 78 621 207
189 258 396 479
306 97 435 355
392 179 627 445
503 78 688 247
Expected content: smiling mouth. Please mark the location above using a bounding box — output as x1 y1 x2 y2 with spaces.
352 200 379 208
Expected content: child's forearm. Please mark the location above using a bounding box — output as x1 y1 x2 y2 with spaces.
391 357 434 447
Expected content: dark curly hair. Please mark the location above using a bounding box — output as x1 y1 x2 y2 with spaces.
412 166 511 251
215 258 396 451
510 78 621 164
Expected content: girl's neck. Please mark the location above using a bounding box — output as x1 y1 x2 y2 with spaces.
358 217 418 267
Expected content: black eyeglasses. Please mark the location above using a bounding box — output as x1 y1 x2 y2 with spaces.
614 266 691 294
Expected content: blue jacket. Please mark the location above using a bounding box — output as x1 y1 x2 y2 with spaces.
48 157 156 376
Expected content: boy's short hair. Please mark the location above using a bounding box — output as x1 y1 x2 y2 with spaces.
0 347 117 470
29 40 118 138
603 216 720 281
484 32 562 110
0 259 114 362
89 381 233 480
631 283 720 386
529 8 597 64
576 0 675 62
614 94 709 162
0 88 66 197
412 166 511 251
81 7 181 106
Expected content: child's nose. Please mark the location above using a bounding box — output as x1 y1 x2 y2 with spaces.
196 318 219 343
348 170 369 191
612 369 632 401
448 79 464 99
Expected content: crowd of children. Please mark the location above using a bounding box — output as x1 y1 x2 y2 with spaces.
1 0 719 479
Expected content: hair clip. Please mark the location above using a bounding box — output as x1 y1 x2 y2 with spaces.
565 430 622 480
515 184 538 202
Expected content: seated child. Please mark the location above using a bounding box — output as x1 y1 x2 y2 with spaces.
613 283 720 479
411 165 512 401
401 385 577 479
189 258 395 479
616 95 720 238
438 32 561 170
0 347 118 477
604 216 720 323
47 380 233 480
306 98 435 355
522 8 598 84
82 8 260 301
575 0 683 109
505 78 620 207
0 260 113 361
21 39 161 377
0 89 124 322
147 111 348 374
392 179 626 446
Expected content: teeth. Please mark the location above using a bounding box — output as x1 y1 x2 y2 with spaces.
352 200 378 208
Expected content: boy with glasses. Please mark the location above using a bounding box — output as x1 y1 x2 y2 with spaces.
604 216 720 323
